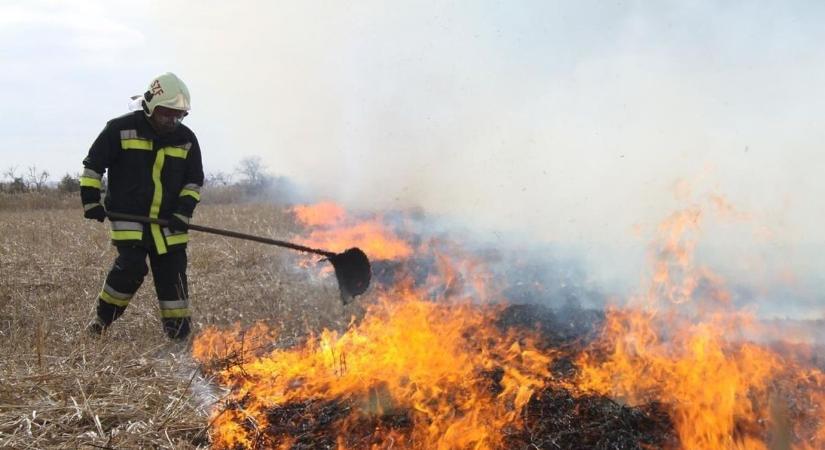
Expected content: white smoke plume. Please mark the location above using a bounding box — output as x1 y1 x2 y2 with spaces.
150 1 825 318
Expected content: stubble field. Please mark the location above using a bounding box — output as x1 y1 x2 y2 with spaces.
0 194 356 448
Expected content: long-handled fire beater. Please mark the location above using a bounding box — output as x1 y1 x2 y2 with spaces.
106 211 371 304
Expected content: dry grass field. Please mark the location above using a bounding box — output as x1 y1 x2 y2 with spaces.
0 193 358 448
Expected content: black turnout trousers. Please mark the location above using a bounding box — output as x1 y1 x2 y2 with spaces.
96 245 191 339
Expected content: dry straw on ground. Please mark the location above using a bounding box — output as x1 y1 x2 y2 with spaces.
0 194 356 448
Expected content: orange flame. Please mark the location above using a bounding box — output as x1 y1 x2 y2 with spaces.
292 202 413 261
194 291 551 449
195 200 825 449
303 221 413 260
291 201 347 227
576 310 783 448
574 200 825 449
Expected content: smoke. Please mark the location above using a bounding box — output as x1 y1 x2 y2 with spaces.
152 1 825 318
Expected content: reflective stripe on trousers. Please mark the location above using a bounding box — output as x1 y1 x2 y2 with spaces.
95 246 190 329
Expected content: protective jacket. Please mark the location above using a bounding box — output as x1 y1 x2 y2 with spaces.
80 111 204 254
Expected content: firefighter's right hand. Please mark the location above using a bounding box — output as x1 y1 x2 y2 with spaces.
84 204 106 222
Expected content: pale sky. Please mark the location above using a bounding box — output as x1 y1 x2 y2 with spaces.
2 1 824 317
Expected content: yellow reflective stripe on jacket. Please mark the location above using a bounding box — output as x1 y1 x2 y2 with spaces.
150 150 167 254
179 188 200 201
161 146 189 159
99 290 130 307
165 233 189 246
159 308 190 318
121 139 153 150
83 168 103 179
110 220 143 231
163 227 188 246
110 230 142 241
110 221 142 241
79 177 102 188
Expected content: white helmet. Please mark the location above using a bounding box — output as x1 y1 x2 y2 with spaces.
141 72 191 116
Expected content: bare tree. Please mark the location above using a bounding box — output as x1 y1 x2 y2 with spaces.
26 166 50 191
2 166 26 193
205 171 233 186
236 157 272 192
237 157 266 185
3 166 18 182
58 173 81 193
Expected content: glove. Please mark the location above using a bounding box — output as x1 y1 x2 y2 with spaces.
168 213 189 232
84 204 106 222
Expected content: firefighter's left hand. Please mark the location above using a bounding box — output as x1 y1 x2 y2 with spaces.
169 213 189 232
84 204 107 222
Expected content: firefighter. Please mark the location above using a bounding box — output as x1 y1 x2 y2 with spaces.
80 72 204 340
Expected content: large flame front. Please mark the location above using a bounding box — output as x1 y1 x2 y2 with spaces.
575 201 825 449
194 293 550 448
194 201 825 449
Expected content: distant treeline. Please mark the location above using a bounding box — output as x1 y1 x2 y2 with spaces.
0 157 303 210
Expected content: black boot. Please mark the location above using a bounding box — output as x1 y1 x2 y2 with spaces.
86 318 107 336
162 317 191 341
